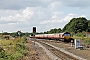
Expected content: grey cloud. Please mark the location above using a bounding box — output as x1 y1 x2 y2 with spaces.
0 0 89 32
0 0 90 10
0 0 50 10
59 0 90 8
0 20 20 24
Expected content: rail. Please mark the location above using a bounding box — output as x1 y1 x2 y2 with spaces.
36 40 79 60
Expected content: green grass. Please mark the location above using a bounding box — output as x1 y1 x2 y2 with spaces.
0 36 28 60
72 36 90 45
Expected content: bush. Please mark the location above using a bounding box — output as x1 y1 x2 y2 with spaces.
0 50 6 58
11 52 23 60
0 58 4 60
16 43 26 50
21 36 27 43
15 43 28 55
0 36 28 60
84 39 90 45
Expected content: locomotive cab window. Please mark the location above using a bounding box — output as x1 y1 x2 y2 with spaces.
64 34 70 36
67 34 70 36
64 34 67 36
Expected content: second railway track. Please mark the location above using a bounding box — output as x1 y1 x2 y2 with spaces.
36 40 78 60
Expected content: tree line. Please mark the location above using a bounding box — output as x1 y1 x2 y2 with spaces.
63 17 90 33
1 17 90 36
42 17 90 34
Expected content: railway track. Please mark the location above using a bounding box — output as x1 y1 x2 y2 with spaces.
36 40 78 60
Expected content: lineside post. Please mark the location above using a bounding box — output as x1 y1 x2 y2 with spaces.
33 27 36 45
71 40 74 47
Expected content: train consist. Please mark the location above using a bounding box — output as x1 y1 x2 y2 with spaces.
30 32 74 42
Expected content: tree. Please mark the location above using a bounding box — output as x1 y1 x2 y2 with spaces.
74 17 88 32
57 28 62 33
62 17 88 33
87 20 90 32
10 32 17 37
47 28 62 34
2 32 9 35
24 32 30 37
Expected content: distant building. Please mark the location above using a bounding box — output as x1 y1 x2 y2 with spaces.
86 32 90 37
3 35 14 40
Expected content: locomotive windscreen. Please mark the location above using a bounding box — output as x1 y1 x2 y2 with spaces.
63 32 70 36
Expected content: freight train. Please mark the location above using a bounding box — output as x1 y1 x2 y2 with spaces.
30 32 74 42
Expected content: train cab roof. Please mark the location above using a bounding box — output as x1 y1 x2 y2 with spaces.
64 32 70 34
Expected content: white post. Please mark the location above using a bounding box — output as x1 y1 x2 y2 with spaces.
75 39 80 49
71 40 73 47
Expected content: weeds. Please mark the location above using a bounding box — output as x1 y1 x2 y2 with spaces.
0 36 28 60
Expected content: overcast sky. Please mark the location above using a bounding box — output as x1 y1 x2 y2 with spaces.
0 0 90 33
